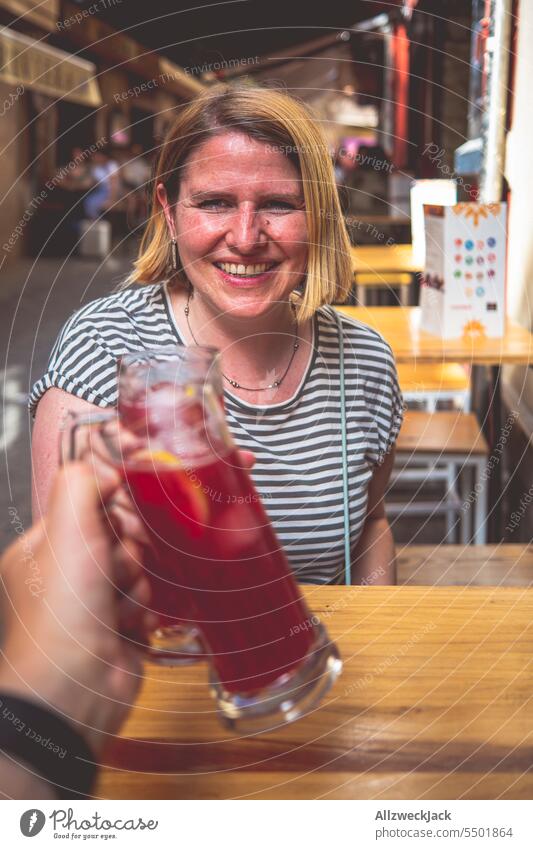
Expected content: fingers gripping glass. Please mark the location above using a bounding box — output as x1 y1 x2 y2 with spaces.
61 413 207 667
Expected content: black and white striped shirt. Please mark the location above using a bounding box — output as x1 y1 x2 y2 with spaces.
30 283 403 584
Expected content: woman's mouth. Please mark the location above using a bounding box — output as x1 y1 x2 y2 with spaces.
213 261 279 286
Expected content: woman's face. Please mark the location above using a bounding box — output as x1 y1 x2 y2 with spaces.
159 131 309 320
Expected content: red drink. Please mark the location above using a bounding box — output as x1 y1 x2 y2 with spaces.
118 395 198 629
123 446 315 693
97 345 341 727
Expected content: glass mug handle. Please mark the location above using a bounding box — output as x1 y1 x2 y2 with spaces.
59 410 117 466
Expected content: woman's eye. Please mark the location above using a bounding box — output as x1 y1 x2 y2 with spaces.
263 200 296 211
198 199 231 210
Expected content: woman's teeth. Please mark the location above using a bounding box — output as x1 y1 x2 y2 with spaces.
215 262 275 277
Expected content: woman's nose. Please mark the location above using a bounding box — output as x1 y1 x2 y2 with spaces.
225 204 267 252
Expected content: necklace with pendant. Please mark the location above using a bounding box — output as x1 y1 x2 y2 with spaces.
184 291 299 392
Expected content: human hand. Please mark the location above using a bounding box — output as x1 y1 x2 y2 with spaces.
65 413 257 546
0 462 154 756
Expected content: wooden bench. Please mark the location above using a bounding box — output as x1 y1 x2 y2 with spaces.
397 362 470 411
395 410 487 455
388 410 489 544
397 544 533 586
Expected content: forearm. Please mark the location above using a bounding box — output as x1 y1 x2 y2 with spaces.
351 516 397 585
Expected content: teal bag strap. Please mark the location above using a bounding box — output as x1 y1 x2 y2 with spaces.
331 307 351 585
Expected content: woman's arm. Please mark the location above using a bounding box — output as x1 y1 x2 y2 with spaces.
31 388 104 520
350 448 397 585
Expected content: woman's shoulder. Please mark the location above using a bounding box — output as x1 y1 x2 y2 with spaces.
29 283 169 414
58 282 166 339
67 282 164 321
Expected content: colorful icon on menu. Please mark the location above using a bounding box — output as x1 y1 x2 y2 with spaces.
465 272 473 280
454 254 462 263
465 239 474 250
487 237 496 247
487 269 496 278
465 256 474 265
465 287 473 297
488 253 496 262
476 286 485 296
477 256 484 265
455 238 463 247
476 240 484 250
454 270 462 278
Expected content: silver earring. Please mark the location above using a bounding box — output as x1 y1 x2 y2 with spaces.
171 239 178 271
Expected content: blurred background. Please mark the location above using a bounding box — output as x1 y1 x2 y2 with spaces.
0 0 476 256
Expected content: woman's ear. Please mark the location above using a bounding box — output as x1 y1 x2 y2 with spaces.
156 182 177 240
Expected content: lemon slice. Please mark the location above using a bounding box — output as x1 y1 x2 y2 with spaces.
129 448 210 530
130 448 181 467
184 483 210 528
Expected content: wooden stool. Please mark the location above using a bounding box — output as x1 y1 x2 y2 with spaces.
397 362 471 411
388 410 489 544
355 272 412 306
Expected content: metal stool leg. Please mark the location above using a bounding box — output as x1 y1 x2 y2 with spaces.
400 282 410 307
473 458 488 544
460 464 474 544
444 461 456 542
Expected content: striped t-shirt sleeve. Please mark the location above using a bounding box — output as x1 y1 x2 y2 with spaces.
29 304 120 412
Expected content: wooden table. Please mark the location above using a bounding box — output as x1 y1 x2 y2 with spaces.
97 586 533 800
337 307 533 540
351 244 423 275
337 306 533 365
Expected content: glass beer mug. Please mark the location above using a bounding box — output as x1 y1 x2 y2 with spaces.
65 346 342 731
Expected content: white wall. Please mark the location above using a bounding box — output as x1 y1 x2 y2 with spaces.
504 0 533 429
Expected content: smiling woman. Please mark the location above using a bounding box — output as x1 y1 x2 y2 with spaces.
129 84 352 322
30 85 403 585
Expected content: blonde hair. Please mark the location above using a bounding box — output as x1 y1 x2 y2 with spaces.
128 85 352 321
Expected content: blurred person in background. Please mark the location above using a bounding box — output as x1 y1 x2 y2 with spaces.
59 145 95 197
121 143 152 229
83 148 121 220
53 146 96 248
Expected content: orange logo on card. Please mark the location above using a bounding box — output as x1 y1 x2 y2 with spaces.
462 319 486 338
453 203 501 227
